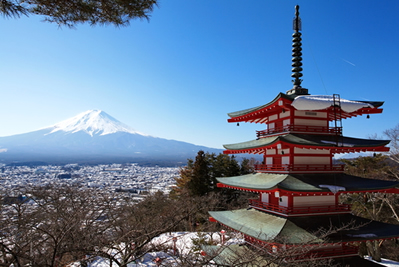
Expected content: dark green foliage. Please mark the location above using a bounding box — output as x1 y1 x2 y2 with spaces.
172 151 255 197
1 0 157 27
187 151 212 196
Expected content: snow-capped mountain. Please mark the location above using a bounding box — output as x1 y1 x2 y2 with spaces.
47 110 147 137
0 110 222 164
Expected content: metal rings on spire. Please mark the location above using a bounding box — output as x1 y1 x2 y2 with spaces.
291 5 303 88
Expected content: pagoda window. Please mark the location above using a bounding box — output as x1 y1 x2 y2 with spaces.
282 156 290 165
268 122 275 130
280 195 289 206
261 192 269 202
265 150 276 155
283 119 290 126
265 157 273 165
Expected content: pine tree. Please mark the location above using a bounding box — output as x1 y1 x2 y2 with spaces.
187 151 211 196
1 0 157 27
171 151 255 197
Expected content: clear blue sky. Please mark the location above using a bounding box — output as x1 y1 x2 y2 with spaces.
0 0 398 149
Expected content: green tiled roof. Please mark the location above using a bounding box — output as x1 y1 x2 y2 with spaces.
209 209 321 244
223 135 279 150
209 209 399 244
223 134 390 150
217 173 399 192
291 213 399 242
217 173 321 191
202 244 278 266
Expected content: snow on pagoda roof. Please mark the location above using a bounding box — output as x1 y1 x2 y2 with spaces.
227 93 384 122
291 95 374 112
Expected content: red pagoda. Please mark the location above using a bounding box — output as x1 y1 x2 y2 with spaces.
209 5 399 264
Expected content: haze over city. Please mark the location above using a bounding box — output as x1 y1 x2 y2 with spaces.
0 0 397 149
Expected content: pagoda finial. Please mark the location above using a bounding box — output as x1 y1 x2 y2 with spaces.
287 5 308 95
291 5 303 88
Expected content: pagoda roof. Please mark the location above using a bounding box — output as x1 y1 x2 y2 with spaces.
227 93 384 123
209 209 399 244
216 173 399 193
227 93 295 118
223 134 390 154
202 244 276 267
209 209 321 244
202 245 378 267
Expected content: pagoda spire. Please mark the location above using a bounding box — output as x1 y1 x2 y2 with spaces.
287 5 308 95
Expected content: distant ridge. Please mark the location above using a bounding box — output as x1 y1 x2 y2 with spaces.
0 110 223 165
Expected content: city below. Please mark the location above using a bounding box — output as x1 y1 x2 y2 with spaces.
0 163 179 199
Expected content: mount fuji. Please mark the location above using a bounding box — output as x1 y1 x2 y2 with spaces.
0 110 222 165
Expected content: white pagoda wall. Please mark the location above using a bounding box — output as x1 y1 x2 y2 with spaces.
294 118 326 127
294 110 328 127
294 110 327 118
293 148 330 165
294 156 330 164
293 195 335 207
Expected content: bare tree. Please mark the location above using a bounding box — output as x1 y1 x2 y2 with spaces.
384 124 399 167
0 184 114 266
94 191 219 267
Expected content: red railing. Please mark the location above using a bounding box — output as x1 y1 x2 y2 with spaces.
256 125 342 137
254 164 344 173
249 199 351 215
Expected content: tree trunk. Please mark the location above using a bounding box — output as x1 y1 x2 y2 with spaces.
366 240 382 262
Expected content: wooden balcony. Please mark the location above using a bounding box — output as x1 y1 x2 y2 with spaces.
256 125 342 137
254 164 345 173
249 199 351 216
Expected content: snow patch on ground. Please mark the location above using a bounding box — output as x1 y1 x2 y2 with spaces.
68 232 399 267
365 256 399 267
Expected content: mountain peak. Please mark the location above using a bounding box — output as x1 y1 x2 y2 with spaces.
48 110 147 136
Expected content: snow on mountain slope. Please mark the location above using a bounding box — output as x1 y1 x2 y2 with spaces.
0 110 223 164
46 110 148 137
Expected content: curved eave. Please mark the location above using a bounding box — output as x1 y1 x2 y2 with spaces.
327 107 383 120
216 173 399 193
216 173 321 192
223 134 390 155
227 93 295 123
227 95 384 123
208 209 320 244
